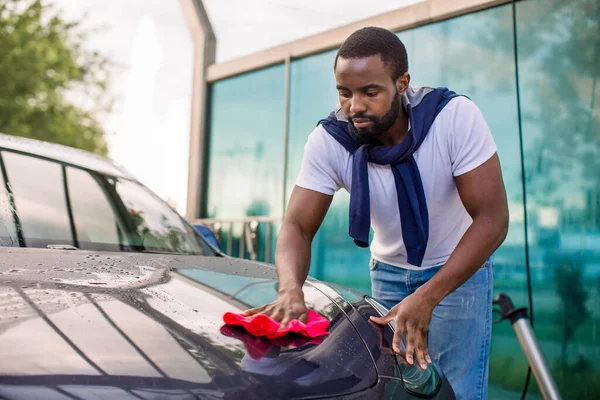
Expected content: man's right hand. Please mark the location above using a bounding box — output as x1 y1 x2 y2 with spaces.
241 186 332 331
242 288 308 330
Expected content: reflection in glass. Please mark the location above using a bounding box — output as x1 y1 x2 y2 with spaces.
205 65 286 221
67 167 125 251
517 0 600 397
398 361 442 398
115 179 205 255
2 152 73 247
205 65 286 260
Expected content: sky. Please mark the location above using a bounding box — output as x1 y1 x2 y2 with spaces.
203 0 423 62
52 0 423 215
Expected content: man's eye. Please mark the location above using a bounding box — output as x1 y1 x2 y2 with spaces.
366 91 378 97
339 92 351 98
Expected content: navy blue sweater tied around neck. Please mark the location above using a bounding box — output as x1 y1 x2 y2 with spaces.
319 86 459 267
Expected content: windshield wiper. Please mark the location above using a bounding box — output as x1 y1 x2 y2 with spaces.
47 244 79 250
140 250 192 256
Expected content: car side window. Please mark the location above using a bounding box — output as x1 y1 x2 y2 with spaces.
0 153 17 246
66 167 127 252
2 151 73 248
114 179 206 255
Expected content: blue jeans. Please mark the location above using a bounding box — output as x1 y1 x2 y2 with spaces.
370 258 494 400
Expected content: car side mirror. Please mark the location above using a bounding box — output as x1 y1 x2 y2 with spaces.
193 224 221 251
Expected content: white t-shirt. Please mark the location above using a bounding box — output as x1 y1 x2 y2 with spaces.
295 96 498 270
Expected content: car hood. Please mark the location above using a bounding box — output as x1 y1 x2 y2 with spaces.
0 248 376 399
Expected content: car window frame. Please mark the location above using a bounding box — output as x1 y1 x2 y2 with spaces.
65 166 133 252
0 147 216 256
0 151 21 246
0 149 75 247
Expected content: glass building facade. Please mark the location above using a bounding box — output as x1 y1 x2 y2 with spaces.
204 0 599 398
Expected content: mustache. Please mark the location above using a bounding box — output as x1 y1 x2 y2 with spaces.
348 114 376 123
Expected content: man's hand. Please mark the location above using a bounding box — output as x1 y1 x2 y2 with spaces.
242 288 309 330
243 186 332 331
369 292 434 370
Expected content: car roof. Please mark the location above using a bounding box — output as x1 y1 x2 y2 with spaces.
0 132 135 179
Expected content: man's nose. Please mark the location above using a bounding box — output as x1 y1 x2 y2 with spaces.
350 96 367 115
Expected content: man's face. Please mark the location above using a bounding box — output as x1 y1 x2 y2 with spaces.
335 55 406 142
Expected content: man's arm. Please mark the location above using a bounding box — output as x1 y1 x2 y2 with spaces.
243 185 333 327
370 153 508 369
417 153 508 304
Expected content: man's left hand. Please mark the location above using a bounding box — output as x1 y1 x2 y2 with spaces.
369 292 434 370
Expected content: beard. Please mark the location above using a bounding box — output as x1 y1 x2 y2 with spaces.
348 92 401 144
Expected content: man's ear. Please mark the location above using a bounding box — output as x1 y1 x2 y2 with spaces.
396 72 411 96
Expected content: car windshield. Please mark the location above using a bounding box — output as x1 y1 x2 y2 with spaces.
0 149 213 256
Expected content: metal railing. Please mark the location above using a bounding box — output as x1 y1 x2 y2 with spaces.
193 216 282 263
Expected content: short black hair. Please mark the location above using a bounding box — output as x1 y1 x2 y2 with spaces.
334 27 408 81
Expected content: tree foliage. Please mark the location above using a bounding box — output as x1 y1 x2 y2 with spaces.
0 0 112 155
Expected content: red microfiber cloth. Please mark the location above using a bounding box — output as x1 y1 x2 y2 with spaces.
220 325 326 360
222 310 330 339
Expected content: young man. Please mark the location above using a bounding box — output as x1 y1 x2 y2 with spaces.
244 27 508 399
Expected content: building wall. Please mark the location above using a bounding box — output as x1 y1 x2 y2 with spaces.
204 0 600 398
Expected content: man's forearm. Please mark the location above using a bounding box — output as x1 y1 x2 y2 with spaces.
416 215 508 307
275 222 312 295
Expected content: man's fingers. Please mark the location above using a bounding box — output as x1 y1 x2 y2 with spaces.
396 351 410 367
242 305 266 316
278 309 300 330
278 309 308 331
392 325 405 356
278 316 291 331
370 311 395 325
267 306 284 322
404 321 418 366
415 335 429 370
297 310 308 324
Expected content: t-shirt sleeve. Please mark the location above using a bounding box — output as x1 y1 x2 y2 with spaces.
295 125 343 195
449 97 498 176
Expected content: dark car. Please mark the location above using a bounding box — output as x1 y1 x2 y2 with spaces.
0 133 455 400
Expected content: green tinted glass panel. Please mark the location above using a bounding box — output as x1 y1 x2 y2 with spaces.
206 64 285 221
398 5 529 397
517 0 600 398
287 50 372 293
286 49 338 204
